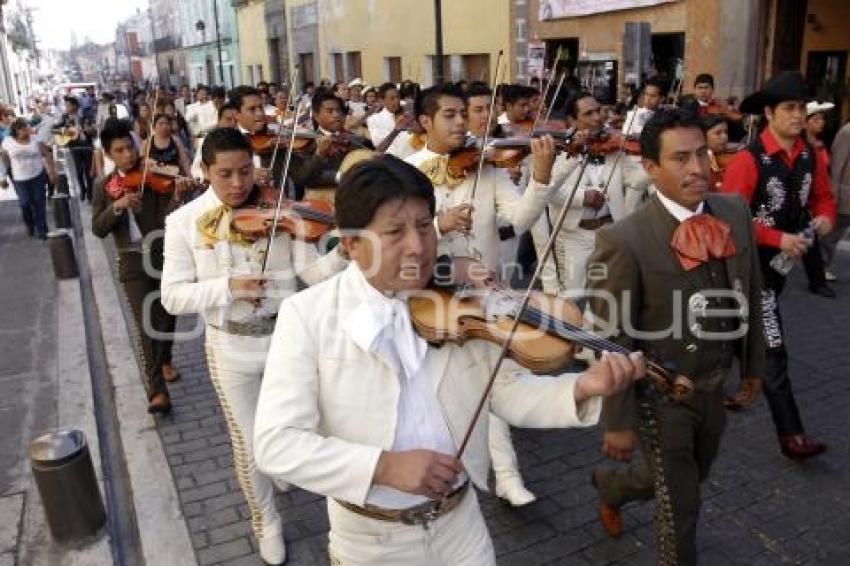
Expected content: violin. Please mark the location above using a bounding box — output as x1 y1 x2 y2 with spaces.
408 287 694 400
229 184 336 242
105 165 198 198
446 138 530 178
248 129 317 154
705 100 744 122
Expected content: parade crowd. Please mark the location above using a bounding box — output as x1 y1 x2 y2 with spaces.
3 65 848 565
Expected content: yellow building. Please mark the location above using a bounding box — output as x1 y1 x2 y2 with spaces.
236 0 272 85
284 0 511 89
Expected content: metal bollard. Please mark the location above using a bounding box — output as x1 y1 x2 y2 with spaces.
29 430 106 542
52 194 73 229
47 230 78 279
55 173 70 195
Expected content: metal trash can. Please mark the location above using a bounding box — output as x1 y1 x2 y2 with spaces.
52 194 72 229
47 229 78 279
29 429 106 542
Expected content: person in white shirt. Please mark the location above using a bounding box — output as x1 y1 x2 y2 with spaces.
622 78 663 137
253 154 645 565
0 118 56 238
367 82 414 158
161 128 347 565
184 85 218 139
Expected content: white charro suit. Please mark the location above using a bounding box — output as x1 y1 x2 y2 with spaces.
160 187 345 545
254 264 601 565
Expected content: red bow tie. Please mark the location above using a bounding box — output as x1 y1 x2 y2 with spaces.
670 214 736 270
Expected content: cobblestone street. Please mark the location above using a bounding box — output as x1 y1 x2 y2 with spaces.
149 244 850 565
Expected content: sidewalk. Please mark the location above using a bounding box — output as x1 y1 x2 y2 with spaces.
141 237 850 564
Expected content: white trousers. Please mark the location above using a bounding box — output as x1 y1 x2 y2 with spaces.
488 414 522 482
204 325 282 540
554 227 597 294
327 489 495 566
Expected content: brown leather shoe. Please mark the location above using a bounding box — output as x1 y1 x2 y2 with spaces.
780 434 825 460
162 363 181 383
591 470 623 538
147 392 172 414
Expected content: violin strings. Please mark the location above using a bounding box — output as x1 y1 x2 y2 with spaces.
518 304 632 356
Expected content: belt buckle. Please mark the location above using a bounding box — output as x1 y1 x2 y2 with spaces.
399 502 439 527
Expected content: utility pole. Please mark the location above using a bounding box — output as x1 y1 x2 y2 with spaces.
148 6 159 86
212 0 224 86
434 0 443 84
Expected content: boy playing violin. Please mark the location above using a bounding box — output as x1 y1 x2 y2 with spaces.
160 127 348 565
254 154 645 566
91 119 193 413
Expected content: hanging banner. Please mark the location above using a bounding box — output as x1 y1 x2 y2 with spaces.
539 0 678 20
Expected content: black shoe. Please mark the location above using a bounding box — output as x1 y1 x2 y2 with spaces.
26 224 34 237
809 285 836 298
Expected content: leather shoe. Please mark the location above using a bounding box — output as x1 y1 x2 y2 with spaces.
779 434 826 460
591 470 622 538
147 393 172 414
258 532 286 565
809 284 836 298
162 363 181 383
494 477 536 507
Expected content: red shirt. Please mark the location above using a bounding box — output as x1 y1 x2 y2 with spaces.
721 129 837 248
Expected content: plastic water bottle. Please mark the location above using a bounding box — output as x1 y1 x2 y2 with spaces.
770 224 814 275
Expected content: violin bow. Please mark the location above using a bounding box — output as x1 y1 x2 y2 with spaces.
542 70 567 126
532 45 562 129
453 150 593 462
260 97 307 274
469 49 504 204
599 101 640 197
138 87 160 198
266 66 300 181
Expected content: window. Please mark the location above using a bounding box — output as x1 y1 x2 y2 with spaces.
332 53 344 82
299 53 315 86
463 54 490 82
246 65 254 86
385 56 402 83
257 65 264 82
346 51 362 80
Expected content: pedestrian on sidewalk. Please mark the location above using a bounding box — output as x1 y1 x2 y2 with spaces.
91 120 190 413
160 127 348 565
723 70 837 459
0 118 57 239
822 119 850 281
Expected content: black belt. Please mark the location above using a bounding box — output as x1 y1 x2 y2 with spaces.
578 214 614 230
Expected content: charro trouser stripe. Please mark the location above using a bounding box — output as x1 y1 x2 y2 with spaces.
204 326 282 540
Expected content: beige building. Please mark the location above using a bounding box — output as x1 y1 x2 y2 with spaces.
236 0 272 85
284 0 511 89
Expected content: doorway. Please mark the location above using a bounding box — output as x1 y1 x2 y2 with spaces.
651 32 685 95
806 50 847 146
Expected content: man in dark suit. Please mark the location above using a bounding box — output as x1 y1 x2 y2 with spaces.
587 108 766 565
92 120 187 413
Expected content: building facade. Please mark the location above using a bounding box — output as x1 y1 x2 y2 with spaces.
151 0 188 87
283 0 511 91
178 0 241 89
235 0 271 86
115 9 157 85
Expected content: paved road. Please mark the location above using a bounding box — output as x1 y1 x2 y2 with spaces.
0 201 59 565
146 240 850 565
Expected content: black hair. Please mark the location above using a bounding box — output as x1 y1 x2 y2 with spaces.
195 84 208 94
502 84 534 105
701 113 727 131
639 108 704 163
63 96 79 108
218 101 239 120
336 154 436 230
378 82 398 99
414 83 464 118
311 89 344 114
201 127 253 166
399 82 420 101
152 113 171 127
210 86 227 99
643 77 664 94
9 117 28 139
466 82 492 99
563 90 594 119
227 86 261 111
677 94 700 114
100 118 134 153
694 73 715 88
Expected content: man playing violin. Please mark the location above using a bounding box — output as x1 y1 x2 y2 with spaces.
229 85 288 190
191 101 239 181
91 119 193 414
622 77 663 137
588 108 765 564
542 91 649 294
160 128 348 565
254 154 645 566
367 82 415 158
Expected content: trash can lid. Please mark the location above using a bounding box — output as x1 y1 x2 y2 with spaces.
29 429 87 464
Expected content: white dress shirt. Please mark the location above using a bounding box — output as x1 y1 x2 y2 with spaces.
367 108 413 157
655 189 705 222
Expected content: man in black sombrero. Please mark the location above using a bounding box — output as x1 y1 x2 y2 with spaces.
722 70 836 460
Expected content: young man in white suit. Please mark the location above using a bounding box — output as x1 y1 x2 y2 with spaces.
254 154 646 565
160 128 347 565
